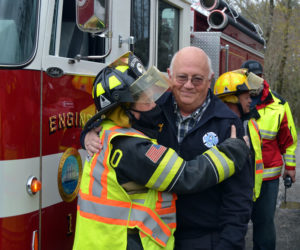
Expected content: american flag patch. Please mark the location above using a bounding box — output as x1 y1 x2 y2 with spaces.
145 144 167 163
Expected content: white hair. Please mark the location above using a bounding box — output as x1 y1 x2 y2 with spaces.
168 49 214 79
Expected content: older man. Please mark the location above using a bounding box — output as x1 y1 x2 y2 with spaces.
156 47 253 250
83 47 253 249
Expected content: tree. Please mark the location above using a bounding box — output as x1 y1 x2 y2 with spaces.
228 0 300 126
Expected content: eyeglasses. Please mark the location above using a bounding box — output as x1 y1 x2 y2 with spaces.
175 74 207 86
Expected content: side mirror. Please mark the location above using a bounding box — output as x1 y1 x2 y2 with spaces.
76 0 109 34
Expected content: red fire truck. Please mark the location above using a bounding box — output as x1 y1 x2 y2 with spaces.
0 0 264 249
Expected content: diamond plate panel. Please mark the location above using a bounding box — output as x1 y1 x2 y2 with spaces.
191 32 222 83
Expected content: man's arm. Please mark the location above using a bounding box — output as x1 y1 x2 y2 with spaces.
110 130 250 194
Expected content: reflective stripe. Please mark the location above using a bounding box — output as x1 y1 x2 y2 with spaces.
91 152 105 197
256 162 264 171
78 194 130 222
260 129 277 140
130 204 170 245
78 122 176 247
146 149 183 191
78 193 171 246
204 147 234 182
160 192 173 209
248 119 264 201
263 166 282 178
283 154 296 163
250 119 259 133
158 212 176 229
156 192 176 229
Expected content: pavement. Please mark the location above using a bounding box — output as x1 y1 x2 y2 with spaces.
245 135 300 250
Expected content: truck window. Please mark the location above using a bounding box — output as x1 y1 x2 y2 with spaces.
131 0 150 67
50 0 105 60
157 1 179 72
0 0 38 66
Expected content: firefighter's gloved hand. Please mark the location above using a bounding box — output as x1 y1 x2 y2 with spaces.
216 137 250 173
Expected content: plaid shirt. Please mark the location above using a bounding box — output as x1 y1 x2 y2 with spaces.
174 94 211 143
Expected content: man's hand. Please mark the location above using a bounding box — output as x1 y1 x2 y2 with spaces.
283 169 296 183
230 125 236 138
230 124 250 148
216 125 250 173
85 126 103 157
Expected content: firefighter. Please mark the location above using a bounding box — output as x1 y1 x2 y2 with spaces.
241 60 297 250
213 69 264 201
72 53 250 250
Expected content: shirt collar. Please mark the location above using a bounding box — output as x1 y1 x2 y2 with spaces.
173 93 211 121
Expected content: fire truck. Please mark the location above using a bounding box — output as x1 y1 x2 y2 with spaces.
0 0 264 249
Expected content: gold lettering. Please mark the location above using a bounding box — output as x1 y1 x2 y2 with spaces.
49 115 57 134
67 112 74 127
58 113 66 129
75 112 78 127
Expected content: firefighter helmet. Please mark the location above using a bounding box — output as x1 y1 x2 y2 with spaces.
241 60 263 75
84 52 169 132
92 52 145 114
83 52 145 131
213 70 250 103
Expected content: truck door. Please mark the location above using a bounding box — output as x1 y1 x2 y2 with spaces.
40 0 107 249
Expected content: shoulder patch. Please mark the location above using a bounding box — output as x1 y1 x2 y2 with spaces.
145 144 167 163
203 132 219 148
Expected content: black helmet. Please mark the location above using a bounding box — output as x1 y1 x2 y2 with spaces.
84 52 145 131
84 52 169 131
241 60 263 75
92 52 145 113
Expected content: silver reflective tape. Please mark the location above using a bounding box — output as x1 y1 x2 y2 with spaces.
130 207 169 244
78 195 130 221
79 195 169 244
160 192 173 208
284 154 296 158
91 152 105 197
261 134 276 140
260 129 277 135
260 130 276 140
283 154 296 163
263 166 282 178
153 153 178 190
284 158 296 163
210 147 230 178
256 163 263 171
159 212 176 225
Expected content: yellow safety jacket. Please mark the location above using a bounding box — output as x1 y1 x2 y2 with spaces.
73 117 249 249
73 121 177 250
247 119 263 201
256 88 297 180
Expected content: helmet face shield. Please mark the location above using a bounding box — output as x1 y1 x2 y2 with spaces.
214 69 264 100
129 66 170 104
246 72 264 96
